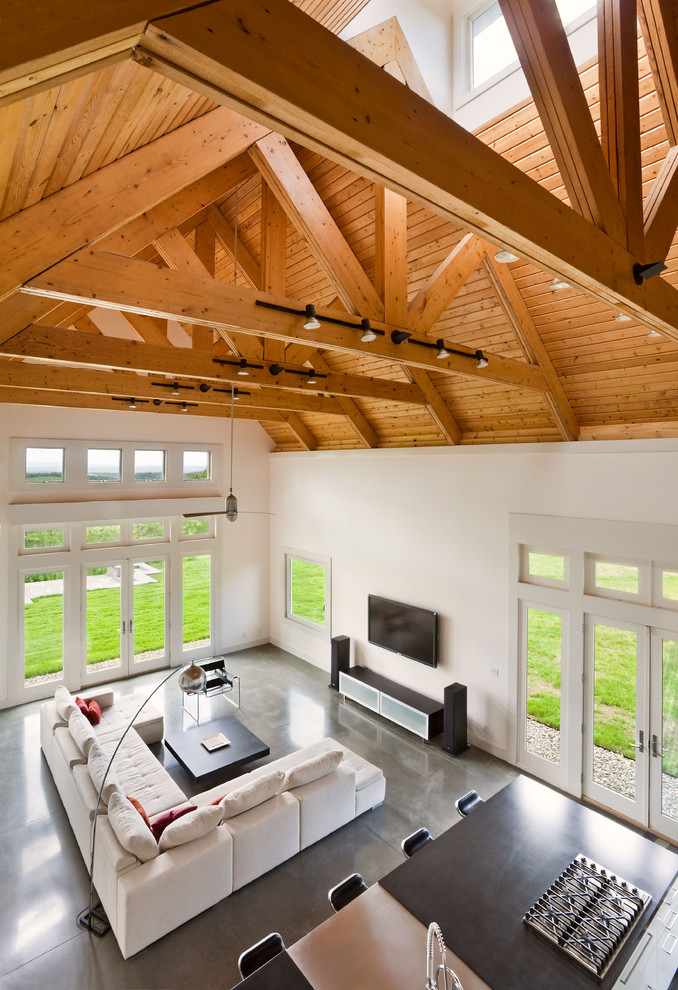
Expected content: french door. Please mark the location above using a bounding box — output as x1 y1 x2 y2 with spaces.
82 556 169 683
583 617 678 841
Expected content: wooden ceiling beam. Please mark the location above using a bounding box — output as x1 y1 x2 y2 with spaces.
643 145 678 263
408 233 485 336
279 411 317 450
207 203 261 290
483 252 579 441
23 251 547 391
192 221 217 349
1 325 425 405
134 0 678 339
598 0 643 255
638 0 678 145
119 312 170 345
260 181 288 364
0 105 269 304
497 0 626 243
250 134 384 320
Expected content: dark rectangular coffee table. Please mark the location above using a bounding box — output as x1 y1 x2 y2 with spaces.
164 717 269 783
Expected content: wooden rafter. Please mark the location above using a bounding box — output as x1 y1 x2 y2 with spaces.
638 0 678 144
260 181 287 364
250 134 384 320
22 251 548 391
0 326 428 406
482 252 580 441
598 0 643 255
498 0 626 243
133 0 678 338
408 234 485 336
207 203 261 289
643 144 678 264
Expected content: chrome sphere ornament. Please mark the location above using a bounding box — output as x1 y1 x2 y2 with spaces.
178 662 207 695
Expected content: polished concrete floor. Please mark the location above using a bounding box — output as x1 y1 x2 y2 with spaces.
0 645 518 990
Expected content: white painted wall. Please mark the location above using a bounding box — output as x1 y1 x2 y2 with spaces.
268 440 678 762
0 405 273 706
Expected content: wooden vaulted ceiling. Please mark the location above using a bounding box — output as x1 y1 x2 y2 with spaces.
2 1 678 450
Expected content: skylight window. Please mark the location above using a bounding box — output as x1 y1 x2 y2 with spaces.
470 0 595 89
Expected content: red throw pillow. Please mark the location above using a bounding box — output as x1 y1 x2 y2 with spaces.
208 796 225 806
87 699 102 726
74 696 89 717
127 796 153 832
150 805 197 841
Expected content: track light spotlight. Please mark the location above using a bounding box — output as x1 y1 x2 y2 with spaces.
199 383 211 393
475 350 489 369
181 401 189 412
494 249 519 263
436 339 451 359
129 398 137 409
171 382 180 395
360 318 376 342
634 261 668 284
306 368 318 385
549 276 570 291
152 398 162 406
391 329 412 344
614 312 632 322
269 364 283 376
237 359 249 376
303 304 321 330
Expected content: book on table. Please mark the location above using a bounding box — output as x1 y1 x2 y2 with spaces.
201 732 230 751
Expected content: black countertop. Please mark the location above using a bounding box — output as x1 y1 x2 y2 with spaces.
381 776 678 990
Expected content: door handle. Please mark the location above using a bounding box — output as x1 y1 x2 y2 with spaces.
631 730 644 753
652 734 664 758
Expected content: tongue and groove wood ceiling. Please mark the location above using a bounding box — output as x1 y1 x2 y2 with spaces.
2 0 678 450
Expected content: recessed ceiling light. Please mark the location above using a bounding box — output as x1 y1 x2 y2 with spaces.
495 249 519 263
614 312 632 322
647 329 662 338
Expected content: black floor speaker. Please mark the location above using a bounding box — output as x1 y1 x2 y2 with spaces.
329 635 350 690
442 682 467 755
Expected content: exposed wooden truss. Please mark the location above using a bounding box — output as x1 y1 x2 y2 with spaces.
1 1 678 451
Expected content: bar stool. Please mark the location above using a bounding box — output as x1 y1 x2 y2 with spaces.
328 872 368 912
455 789 484 817
401 827 433 858
237 932 285 979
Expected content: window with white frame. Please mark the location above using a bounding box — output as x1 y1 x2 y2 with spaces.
25 446 64 484
284 550 331 633
468 0 596 91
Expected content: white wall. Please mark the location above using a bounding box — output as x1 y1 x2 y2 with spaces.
0 405 274 706
268 440 678 762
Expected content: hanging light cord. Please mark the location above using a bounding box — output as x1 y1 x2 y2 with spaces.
229 385 235 496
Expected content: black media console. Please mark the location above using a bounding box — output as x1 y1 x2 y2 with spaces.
338 666 444 740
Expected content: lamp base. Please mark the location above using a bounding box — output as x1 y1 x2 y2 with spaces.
77 901 111 937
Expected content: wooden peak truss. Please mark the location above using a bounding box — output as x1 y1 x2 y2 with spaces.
2 0 678 449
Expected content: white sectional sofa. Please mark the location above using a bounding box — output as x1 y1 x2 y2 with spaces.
40 684 385 959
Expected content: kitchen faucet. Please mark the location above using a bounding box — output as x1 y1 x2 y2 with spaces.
426 922 463 990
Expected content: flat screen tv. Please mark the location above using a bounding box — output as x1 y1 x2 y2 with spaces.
368 594 438 667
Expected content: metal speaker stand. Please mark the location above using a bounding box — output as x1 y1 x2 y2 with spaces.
77 900 111 937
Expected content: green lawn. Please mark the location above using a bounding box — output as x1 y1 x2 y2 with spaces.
289 559 326 625
24 556 211 679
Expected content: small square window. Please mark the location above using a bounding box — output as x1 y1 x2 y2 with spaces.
85 525 121 546
521 547 568 588
183 451 211 481
134 449 166 482
594 560 639 595
26 447 64 484
181 518 210 538
87 448 122 482
23 528 65 551
132 522 165 541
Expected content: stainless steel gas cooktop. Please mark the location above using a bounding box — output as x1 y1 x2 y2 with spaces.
523 854 651 980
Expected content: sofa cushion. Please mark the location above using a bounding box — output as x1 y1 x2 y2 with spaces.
75 696 90 717
87 699 102 725
283 749 343 790
108 791 159 863
54 685 78 722
93 692 164 746
68 709 98 758
128 796 152 831
218 770 285 821
99 729 187 818
150 805 196 842
158 805 222 852
88 740 121 804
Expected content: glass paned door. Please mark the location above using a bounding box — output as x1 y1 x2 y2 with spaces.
650 631 678 841
84 558 168 681
23 570 64 689
583 617 648 823
84 563 122 679
182 554 212 654
523 606 563 767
